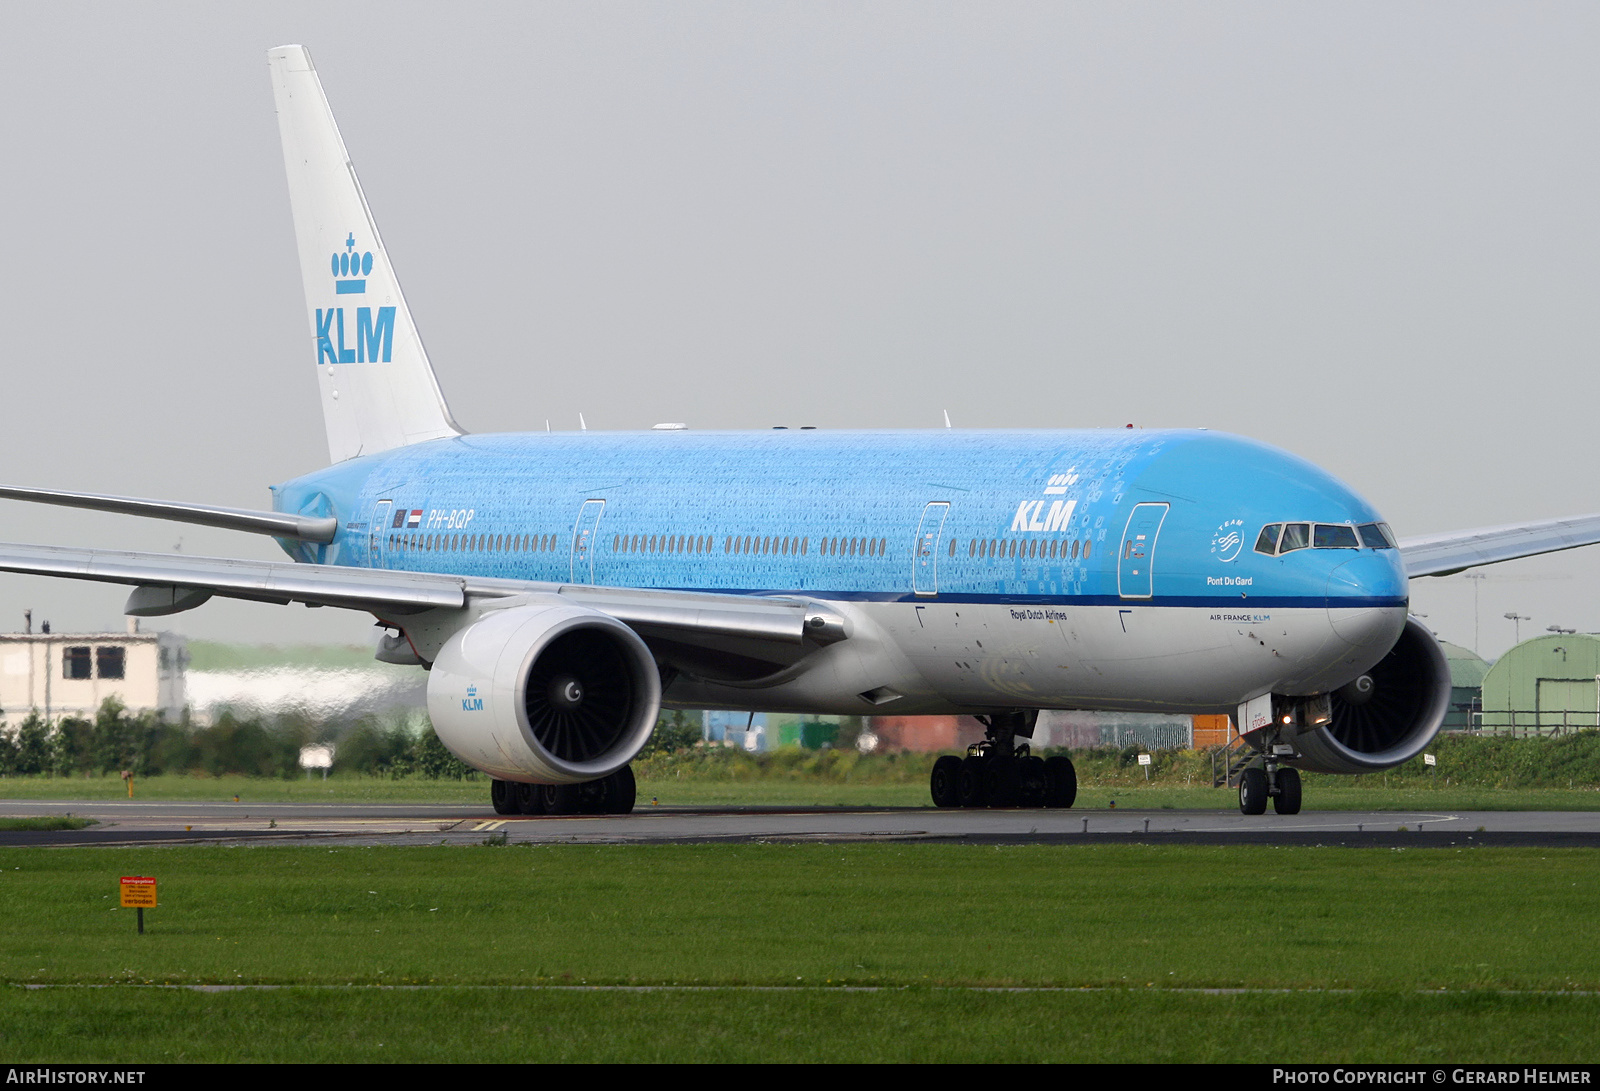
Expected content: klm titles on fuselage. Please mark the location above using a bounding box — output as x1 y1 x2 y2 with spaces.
1010 472 1082 533
317 234 395 364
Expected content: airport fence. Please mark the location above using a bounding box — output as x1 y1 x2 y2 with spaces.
1467 710 1600 737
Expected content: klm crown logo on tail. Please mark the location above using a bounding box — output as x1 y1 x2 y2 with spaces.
333 232 372 294
316 232 395 365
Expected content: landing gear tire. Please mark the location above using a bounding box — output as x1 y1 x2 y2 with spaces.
514 781 545 815
1043 756 1077 809
1239 766 1268 816
1273 767 1302 815
491 779 517 815
930 755 962 808
601 766 637 815
985 758 1021 808
540 783 582 815
1018 755 1047 808
957 756 988 808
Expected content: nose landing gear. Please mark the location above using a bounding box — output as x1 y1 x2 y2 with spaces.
1238 759 1302 815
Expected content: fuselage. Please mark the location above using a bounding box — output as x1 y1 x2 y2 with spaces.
272 428 1409 716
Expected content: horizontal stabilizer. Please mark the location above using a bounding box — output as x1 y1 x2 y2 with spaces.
0 484 337 543
1401 513 1600 577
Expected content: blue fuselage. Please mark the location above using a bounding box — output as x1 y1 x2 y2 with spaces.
272 428 1410 714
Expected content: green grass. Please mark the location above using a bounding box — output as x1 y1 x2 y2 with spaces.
0 774 490 804
0 817 94 831
0 843 1597 1061
3 987 1594 1063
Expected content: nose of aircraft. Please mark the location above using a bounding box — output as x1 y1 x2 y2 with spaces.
1326 551 1409 650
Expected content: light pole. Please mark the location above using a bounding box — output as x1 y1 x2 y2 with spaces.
1505 612 1531 644
1466 573 1487 654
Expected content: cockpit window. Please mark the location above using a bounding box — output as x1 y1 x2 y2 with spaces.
1313 524 1360 549
1278 523 1311 553
1358 522 1397 549
1254 524 1282 555
1255 520 1396 556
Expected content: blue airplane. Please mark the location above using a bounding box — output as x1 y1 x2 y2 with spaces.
2 45 1598 817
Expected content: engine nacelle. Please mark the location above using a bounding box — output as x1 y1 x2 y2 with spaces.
1292 616 1451 775
426 601 662 784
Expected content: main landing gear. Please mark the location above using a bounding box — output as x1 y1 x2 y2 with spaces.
1237 759 1301 816
491 765 637 816
929 710 1077 809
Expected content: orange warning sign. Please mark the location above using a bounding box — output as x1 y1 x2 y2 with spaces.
119 876 156 908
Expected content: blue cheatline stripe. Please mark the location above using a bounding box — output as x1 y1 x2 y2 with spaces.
628 588 1409 610
335 279 366 294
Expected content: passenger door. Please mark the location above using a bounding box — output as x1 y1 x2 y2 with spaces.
570 500 606 584
1117 502 1168 599
913 502 950 597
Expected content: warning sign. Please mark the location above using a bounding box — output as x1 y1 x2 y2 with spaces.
119 876 156 908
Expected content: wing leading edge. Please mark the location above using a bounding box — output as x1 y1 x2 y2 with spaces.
0 541 844 651
1400 513 1600 578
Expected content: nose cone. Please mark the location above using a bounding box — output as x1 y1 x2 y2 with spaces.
1326 550 1408 604
1326 551 1409 652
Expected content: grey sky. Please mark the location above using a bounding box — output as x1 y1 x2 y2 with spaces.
0 3 1595 659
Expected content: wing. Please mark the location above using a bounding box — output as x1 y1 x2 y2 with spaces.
0 541 847 658
0 484 335 542
1400 513 1600 578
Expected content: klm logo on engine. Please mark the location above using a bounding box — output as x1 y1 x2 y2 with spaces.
316 232 395 364
462 684 484 712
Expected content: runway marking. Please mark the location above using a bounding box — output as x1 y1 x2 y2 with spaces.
472 821 508 831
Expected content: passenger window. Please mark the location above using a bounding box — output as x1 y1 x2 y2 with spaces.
1255 524 1282 555
1279 523 1310 552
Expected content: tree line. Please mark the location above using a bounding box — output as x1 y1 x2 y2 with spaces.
0 698 479 779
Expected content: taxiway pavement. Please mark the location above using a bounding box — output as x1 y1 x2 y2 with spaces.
1 798 1598 848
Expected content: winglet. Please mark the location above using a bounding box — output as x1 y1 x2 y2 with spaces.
267 45 463 464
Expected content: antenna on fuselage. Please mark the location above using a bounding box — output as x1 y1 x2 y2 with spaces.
943 410 952 429
579 413 588 432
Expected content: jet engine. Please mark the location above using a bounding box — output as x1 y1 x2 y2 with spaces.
1292 616 1452 775
426 600 662 784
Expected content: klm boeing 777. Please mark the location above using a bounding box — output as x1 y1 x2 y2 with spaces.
3 46 1598 817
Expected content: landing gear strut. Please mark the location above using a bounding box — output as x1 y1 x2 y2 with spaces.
929 711 1076 809
489 765 638 817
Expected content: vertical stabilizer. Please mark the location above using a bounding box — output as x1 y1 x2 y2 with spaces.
268 45 462 463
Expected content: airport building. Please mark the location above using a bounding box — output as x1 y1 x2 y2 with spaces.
0 620 187 722
1479 633 1600 735
706 711 1202 752
1440 640 1490 731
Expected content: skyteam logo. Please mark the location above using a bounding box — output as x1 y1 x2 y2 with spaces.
1210 518 1245 562
316 231 395 365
